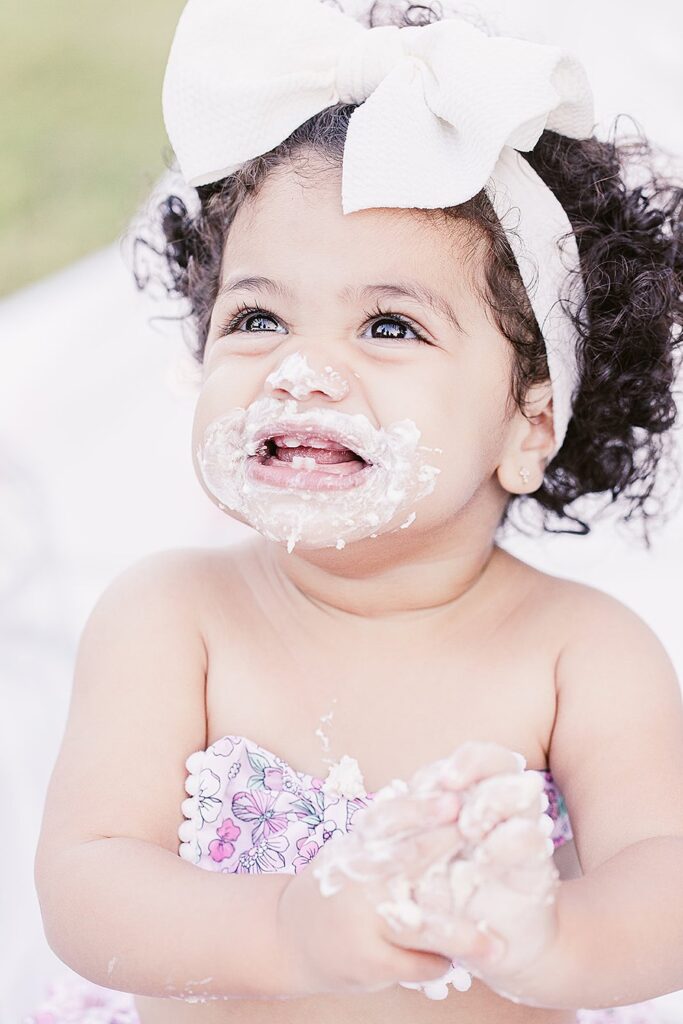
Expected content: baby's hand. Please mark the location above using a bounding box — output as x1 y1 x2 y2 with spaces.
388 741 560 989
276 781 466 996
284 739 559 998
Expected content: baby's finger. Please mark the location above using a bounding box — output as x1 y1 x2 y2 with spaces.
473 818 559 903
448 858 482 910
358 789 463 843
367 821 466 879
411 740 527 796
496 859 560 902
457 772 546 842
463 861 559 942
384 888 504 966
411 853 459 916
475 814 555 869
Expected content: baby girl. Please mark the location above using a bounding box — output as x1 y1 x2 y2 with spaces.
30 1 683 1023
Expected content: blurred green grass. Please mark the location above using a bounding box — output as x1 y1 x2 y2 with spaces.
1 0 186 296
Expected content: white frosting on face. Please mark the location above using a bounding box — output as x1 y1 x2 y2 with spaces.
196 352 442 553
266 351 350 401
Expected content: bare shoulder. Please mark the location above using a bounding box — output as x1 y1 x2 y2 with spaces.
493 547 659 638
34 546 253 868
530 564 668 649
492 546 608 631
112 544 240 598
547 571 681 722
116 541 257 617
543 574 683 870
495 552 683 868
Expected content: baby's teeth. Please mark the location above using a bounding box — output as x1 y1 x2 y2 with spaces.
278 435 340 449
292 455 317 470
291 436 332 448
272 432 350 448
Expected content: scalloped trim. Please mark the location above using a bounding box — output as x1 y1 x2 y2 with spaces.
178 747 208 863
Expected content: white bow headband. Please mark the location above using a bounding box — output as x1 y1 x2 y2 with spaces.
162 0 596 458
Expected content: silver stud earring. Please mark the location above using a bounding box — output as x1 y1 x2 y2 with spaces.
519 466 530 487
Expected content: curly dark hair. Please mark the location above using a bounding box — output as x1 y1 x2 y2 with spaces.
131 6 683 545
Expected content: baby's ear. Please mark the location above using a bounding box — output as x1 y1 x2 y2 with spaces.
522 380 553 422
520 381 555 459
496 382 555 494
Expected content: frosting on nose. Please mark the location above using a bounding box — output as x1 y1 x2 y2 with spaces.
266 352 350 401
334 24 405 105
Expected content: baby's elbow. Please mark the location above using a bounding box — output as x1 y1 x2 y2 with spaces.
34 844 62 956
34 839 79 966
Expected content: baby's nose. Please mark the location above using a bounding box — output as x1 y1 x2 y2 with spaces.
265 350 351 402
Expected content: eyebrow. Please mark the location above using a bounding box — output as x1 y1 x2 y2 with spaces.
216 275 463 334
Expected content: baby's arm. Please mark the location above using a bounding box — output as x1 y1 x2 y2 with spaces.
480 587 683 1010
34 552 296 1001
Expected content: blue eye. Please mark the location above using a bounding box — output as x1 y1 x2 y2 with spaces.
218 306 285 336
363 313 428 344
216 302 431 345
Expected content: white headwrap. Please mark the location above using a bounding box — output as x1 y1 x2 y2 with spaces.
162 0 596 458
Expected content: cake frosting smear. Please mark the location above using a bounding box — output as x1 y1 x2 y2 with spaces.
196 352 443 553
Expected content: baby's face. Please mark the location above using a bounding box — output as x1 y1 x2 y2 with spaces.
192 158 519 554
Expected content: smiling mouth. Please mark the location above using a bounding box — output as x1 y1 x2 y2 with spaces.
246 437 374 491
255 437 371 472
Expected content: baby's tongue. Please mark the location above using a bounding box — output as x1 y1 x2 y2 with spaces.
274 443 362 465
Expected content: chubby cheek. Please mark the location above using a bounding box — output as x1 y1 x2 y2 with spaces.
192 388 218 453
386 374 506 502
192 356 246 429
437 405 504 493
191 384 240 505
191 403 206 492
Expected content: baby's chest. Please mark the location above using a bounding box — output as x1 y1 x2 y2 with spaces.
202 601 559 789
